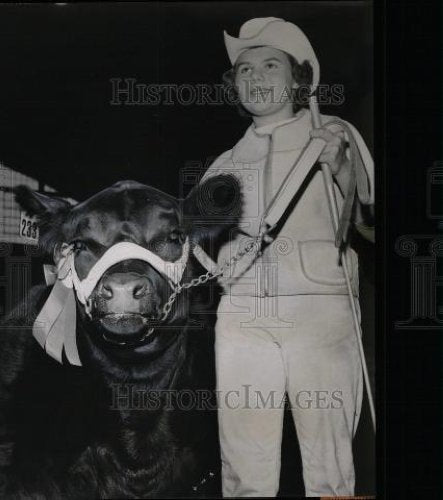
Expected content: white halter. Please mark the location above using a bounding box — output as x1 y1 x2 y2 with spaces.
57 239 190 305
34 237 212 367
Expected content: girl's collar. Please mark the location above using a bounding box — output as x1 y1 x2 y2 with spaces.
252 108 307 136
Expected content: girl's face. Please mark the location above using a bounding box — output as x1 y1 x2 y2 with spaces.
234 46 297 121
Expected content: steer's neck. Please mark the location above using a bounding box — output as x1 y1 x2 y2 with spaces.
75 322 192 484
79 323 188 383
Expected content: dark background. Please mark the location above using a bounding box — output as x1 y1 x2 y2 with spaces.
0 2 376 497
0 1 372 200
385 0 443 498
0 0 442 498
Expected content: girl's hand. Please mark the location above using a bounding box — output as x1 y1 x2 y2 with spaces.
310 126 348 175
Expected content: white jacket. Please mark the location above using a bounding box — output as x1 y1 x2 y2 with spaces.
202 109 374 297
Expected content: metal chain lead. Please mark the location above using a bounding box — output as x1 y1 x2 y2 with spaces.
159 230 267 322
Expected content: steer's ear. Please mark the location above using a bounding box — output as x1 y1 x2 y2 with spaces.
182 174 242 247
14 185 73 256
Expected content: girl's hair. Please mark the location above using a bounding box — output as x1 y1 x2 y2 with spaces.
222 49 313 118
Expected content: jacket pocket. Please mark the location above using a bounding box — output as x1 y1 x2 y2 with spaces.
298 240 355 286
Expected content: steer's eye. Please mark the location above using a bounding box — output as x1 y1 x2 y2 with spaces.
168 230 185 244
72 240 87 252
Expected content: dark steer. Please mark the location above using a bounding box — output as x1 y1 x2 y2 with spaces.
0 177 240 499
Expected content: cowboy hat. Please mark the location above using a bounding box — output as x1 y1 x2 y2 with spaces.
224 17 320 91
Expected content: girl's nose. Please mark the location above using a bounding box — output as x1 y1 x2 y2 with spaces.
251 68 264 82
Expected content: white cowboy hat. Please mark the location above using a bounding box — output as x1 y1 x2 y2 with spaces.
224 17 320 92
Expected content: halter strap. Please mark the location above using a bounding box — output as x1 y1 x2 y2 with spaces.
58 239 190 304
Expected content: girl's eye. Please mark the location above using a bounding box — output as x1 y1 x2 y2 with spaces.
239 66 252 75
265 63 278 70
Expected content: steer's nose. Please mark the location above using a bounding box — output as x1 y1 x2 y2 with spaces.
97 273 152 313
100 273 150 298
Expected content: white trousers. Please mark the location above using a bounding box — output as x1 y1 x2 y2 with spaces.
215 294 363 497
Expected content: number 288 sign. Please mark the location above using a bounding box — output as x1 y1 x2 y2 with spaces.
19 211 39 243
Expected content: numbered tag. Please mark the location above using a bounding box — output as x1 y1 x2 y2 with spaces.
19 212 39 242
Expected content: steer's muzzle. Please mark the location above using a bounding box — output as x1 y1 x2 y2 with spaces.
98 272 152 314
89 260 166 343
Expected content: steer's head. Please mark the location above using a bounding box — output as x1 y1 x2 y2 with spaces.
15 177 240 362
